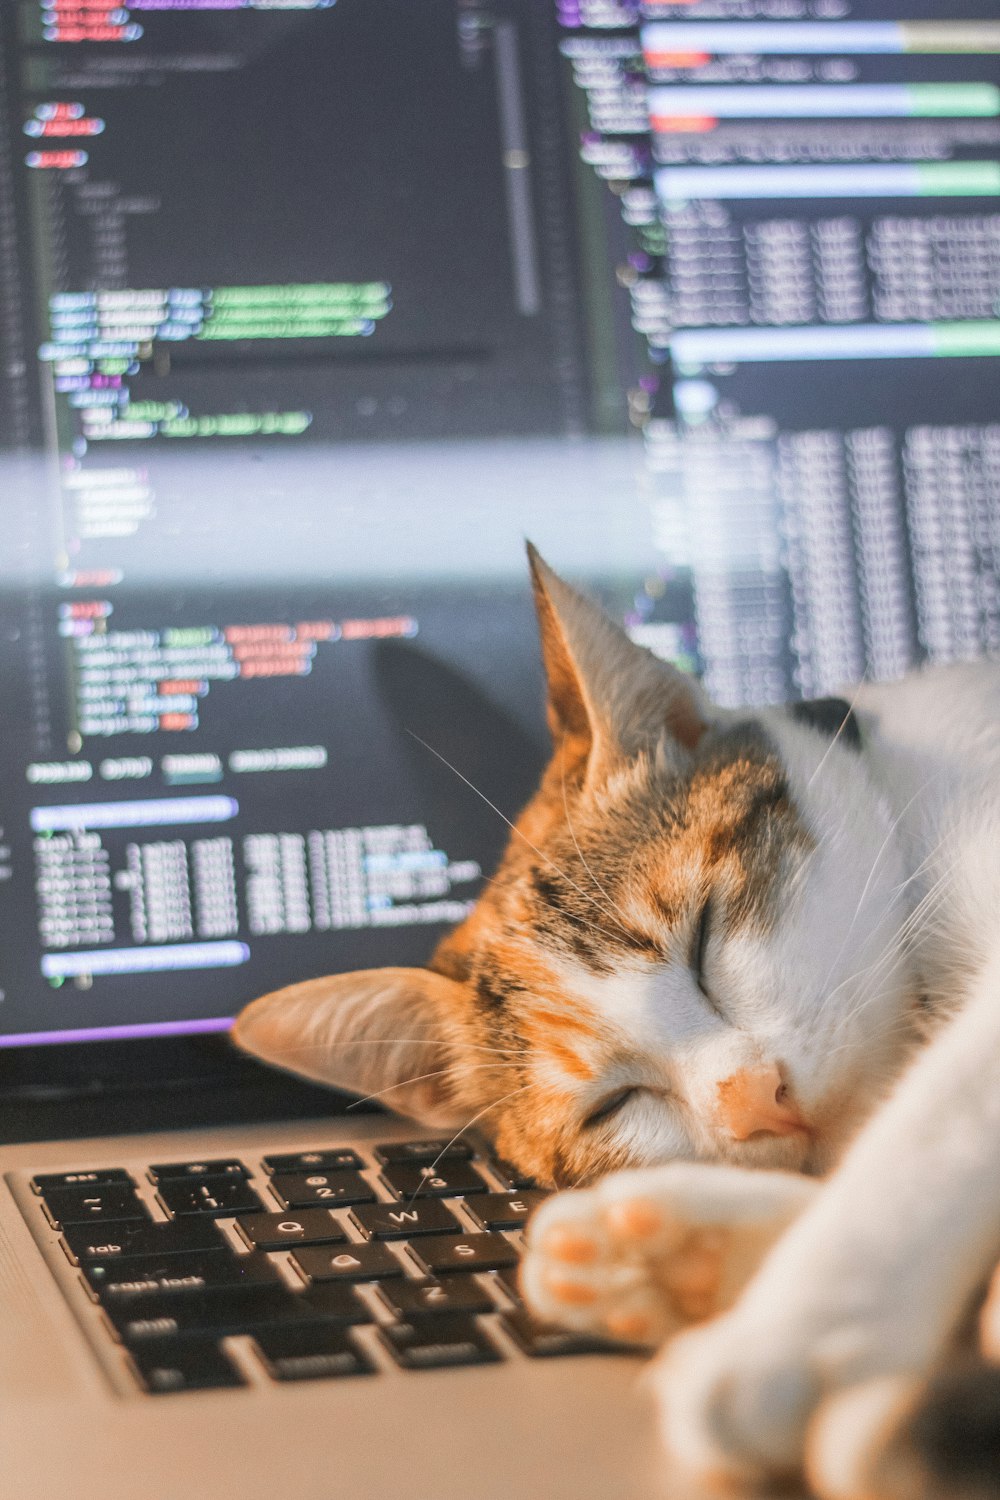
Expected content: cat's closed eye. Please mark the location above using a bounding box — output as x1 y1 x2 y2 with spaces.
691 896 714 1000
583 1087 639 1128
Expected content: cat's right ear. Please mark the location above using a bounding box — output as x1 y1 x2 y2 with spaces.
526 542 708 781
231 967 470 1127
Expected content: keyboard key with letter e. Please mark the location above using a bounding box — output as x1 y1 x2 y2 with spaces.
463 1190 547 1231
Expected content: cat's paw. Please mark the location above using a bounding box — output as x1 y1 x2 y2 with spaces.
652 1297 919 1488
806 1376 925 1500
520 1162 815 1346
653 1309 827 1485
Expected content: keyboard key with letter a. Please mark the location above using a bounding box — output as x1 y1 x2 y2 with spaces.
289 1243 403 1283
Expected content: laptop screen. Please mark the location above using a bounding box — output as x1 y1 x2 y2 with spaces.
0 2 997 1050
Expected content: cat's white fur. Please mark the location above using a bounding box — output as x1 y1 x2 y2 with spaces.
522 659 1000 1490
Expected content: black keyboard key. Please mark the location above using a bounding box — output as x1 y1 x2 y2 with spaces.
105 1284 307 1343
289 1242 403 1284
408 1233 519 1275
262 1148 363 1174
148 1159 248 1182
376 1275 494 1320
349 1199 461 1241
61 1217 226 1266
129 1336 245 1393
491 1160 541 1191
463 1190 548 1231
381 1316 501 1370
493 1265 524 1303
269 1170 375 1209
41 1184 149 1229
83 1250 279 1304
379 1161 488 1200
501 1309 632 1358
253 1324 374 1381
374 1139 474 1165
234 1209 347 1251
296 1282 373 1325
32 1168 133 1194
156 1177 265 1218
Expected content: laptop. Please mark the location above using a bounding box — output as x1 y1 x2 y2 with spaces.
1 4 998 1496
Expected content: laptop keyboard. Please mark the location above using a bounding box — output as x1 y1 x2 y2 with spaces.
22 1137 630 1394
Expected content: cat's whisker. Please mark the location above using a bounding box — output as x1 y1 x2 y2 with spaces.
818 773 940 999
405 1081 537 1205
258 1038 525 1059
826 859 959 1041
805 677 868 791
821 1009 920 1065
889 829 952 898
404 729 636 945
345 1059 521 1111
558 747 638 936
820 876 948 1035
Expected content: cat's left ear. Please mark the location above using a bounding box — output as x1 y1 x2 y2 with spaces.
232 968 471 1127
527 543 710 782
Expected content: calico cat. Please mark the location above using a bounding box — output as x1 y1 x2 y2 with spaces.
234 546 1000 1499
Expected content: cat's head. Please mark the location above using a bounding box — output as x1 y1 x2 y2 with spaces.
234 548 919 1185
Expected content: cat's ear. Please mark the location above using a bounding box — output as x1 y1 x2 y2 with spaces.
527 543 708 779
232 968 470 1127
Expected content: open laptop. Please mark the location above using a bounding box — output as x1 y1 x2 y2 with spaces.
1 4 998 1497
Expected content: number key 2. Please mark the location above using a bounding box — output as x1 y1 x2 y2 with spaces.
269 1171 376 1209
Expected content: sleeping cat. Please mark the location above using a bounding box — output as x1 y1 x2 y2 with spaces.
234 546 1000 1499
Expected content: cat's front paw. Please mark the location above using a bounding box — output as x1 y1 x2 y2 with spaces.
653 1299 918 1489
653 1310 823 1484
521 1162 815 1347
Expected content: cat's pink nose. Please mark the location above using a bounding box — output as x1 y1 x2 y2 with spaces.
716 1065 809 1141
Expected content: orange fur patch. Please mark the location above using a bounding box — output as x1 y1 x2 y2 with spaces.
536 1038 594 1081
605 1311 652 1340
606 1199 663 1240
543 1225 599 1264
546 1274 597 1305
